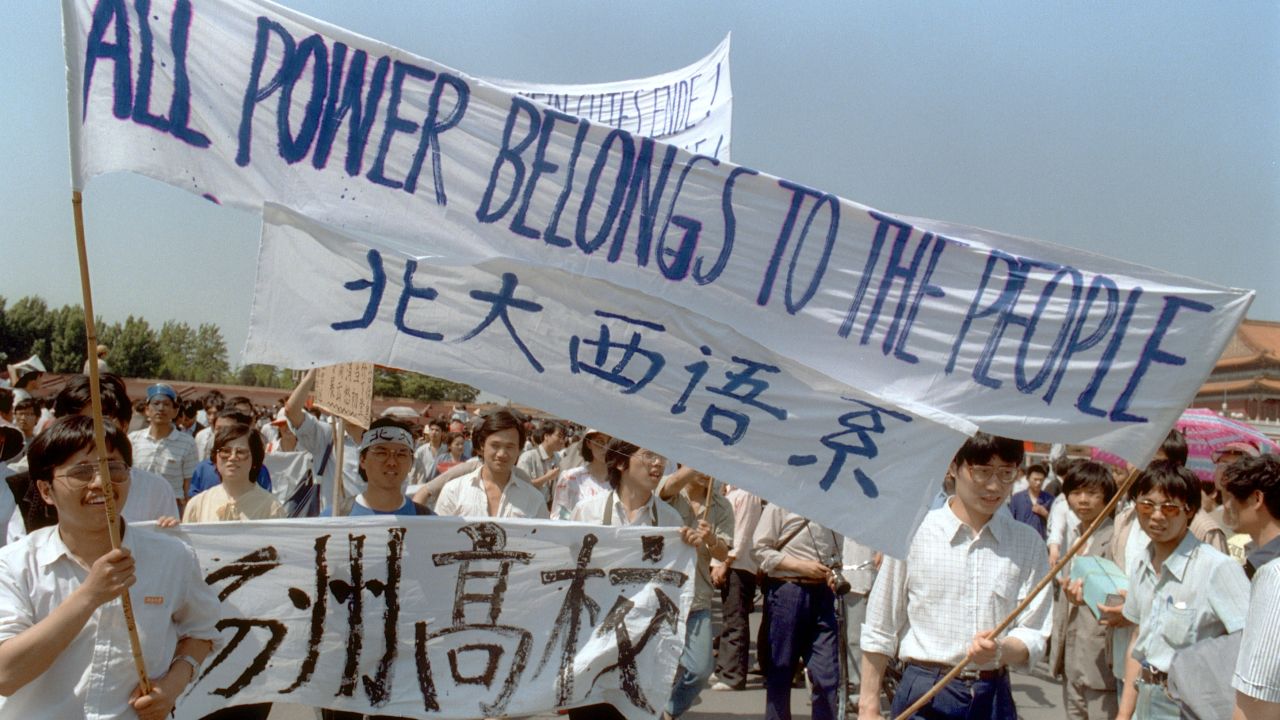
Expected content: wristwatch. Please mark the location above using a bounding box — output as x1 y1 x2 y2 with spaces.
171 653 203 680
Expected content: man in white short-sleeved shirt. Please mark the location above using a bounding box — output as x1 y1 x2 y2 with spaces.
127 384 198 501
436 409 548 520
1221 455 1280 719
0 415 221 718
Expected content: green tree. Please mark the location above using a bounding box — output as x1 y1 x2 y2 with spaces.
1 295 52 365
397 370 478 402
47 305 89 373
156 320 197 380
373 368 403 398
102 316 161 378
188 323 230 382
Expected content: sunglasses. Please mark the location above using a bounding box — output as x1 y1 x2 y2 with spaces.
54 461 131 486
1135 500 1187 517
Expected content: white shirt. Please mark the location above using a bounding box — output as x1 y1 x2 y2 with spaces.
434 467 550 519
1234 558 1280 703
0 524 222 719
717 487 763 574
516 445 560 502
551 466 611 520
194 425 214 460
569 490 683 528
127 427 198 498
862 500 1054 670
261 449 314 506
290 414 364 513
1046 494 1078 549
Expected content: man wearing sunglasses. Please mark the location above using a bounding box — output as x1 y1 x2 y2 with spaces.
859 433 1052 720
1115 462 1249 720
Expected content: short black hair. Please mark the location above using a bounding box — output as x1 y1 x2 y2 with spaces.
203 393 226 412
1159 428 1188 467
952 432 1025 468
1062 460 1119 504
53 374 133 426
1025 462 1048 478
1132 461 1201 515
226 395 254 414
472 409 527 452
217 410 253 427
13 397 38 414
604 437 641 490
28 414 133 485
0 387 12 415
530 419 564 445
211 423 265 484
1221 454 1280 520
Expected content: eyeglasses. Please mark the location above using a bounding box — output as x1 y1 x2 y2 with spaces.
966 464 1019 485
367 447 413 463
634 450 666 465
216 447 252 460
1135 500 1187 517
54 461 131 486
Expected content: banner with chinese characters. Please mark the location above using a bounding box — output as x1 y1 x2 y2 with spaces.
65 0 1251 468
312 362 375 428
172 516 696 720
487 34 732 161
244 204 972 555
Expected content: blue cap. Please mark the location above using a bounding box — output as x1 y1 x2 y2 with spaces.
146 384 178 404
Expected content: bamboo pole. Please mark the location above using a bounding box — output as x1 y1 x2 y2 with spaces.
700 475 715 521
70 191 152 694
891 465 1142 720
332 417 346 515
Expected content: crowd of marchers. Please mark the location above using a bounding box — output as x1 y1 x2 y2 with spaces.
0 365 1276 720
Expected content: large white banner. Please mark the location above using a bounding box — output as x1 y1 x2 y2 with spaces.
171 516 696 720
246 204 971 556
488 35 732 161
64 0 1253 466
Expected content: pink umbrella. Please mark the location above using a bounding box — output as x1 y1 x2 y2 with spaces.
1091 408 1279 485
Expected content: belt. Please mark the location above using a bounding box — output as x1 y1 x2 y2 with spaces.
1139 666 1169 687
906 659 1008 682
766 576 827 586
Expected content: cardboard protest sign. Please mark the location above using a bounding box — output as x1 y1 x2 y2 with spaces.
245 204 971 556
64 0 1251 467
171 516 695 720
312 361 374 428
487 34 732 161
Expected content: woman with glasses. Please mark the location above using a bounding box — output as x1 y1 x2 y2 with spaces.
0 415 220 719
183 423 283 524
1115 462 1249 720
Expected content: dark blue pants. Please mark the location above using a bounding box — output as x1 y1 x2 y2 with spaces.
762 580 841 720
889 663 1016 720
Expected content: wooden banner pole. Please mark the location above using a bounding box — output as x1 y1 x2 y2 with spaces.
891 465 1142 720
70 191 152 694
332 417 346 515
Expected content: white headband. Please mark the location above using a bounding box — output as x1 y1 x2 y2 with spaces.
359 426 415 452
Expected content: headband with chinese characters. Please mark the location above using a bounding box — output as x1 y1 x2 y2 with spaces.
360 426 415 452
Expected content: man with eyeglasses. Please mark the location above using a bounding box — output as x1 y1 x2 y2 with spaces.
128 384 198 503
859 433 1052 720
0 415 220 718
1115 462 1249 720
324 418 432 518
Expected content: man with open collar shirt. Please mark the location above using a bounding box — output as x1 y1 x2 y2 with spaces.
859 433 1052 720
753 502 843 720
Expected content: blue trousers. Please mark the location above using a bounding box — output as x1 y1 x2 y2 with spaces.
666 608 714 716
762 580 841 720
890 663 1016 720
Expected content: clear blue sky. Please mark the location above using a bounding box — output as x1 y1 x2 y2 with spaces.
3 1 1276 365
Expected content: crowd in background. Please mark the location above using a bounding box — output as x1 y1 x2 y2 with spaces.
0 365 1276 720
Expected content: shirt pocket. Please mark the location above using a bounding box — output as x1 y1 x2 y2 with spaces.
1158 603 1197 649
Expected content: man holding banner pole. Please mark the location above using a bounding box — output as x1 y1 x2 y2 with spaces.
859 434 1052 720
